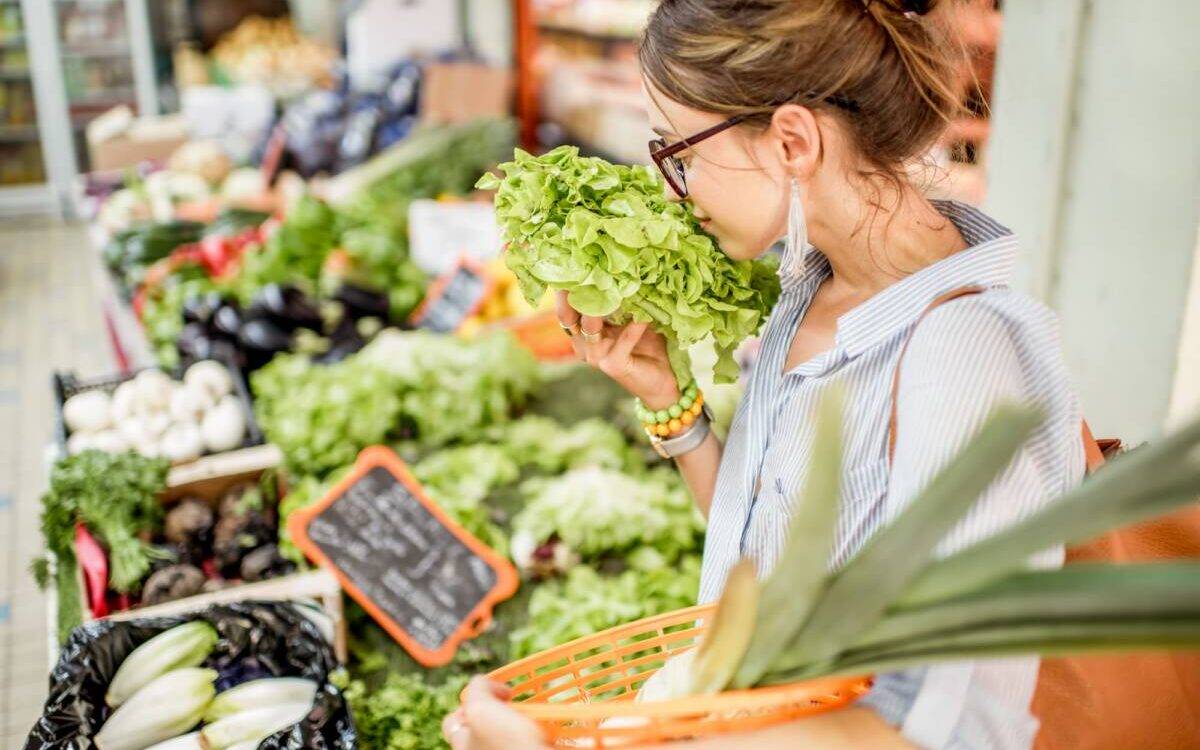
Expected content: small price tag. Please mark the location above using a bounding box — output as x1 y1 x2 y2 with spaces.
409 258 494 334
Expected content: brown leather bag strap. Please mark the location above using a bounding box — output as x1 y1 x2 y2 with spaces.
887 285 1114 473
1081 420 1107 473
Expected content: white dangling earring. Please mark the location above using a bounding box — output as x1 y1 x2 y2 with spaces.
779 177 809 282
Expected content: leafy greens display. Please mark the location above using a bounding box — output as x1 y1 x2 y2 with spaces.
513 466 703 564
251 329 540 476
478 146 781 384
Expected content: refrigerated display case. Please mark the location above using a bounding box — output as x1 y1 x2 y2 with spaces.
0 0 158 215
0 0 61 213
54 0 158 171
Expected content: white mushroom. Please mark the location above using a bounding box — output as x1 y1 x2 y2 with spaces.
63 390 113 434
133 439 161 459
160 422 204 463
110 380 140 422
91 430 130 454
200 395 246 453
144 411 172 438
184 360 234 402
117 415 152 446
169 382 214 424
67 431 97 455
133 369 174 414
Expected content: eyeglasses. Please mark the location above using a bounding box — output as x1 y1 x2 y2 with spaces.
648 93 859 199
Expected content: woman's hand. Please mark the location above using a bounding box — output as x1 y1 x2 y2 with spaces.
442 677 549 750
556 291 680 409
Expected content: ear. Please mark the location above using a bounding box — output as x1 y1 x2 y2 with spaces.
768 104 822 178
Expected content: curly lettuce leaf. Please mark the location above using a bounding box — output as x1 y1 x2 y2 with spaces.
479 146 780 384
512 466 704 563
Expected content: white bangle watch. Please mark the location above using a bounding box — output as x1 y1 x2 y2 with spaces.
649 405 712 459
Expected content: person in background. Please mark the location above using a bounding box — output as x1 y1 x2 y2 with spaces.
445 0 1086 747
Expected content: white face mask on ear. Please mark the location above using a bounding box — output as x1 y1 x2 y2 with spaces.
779 177 811 282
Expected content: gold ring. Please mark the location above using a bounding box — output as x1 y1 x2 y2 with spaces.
560 322 578 335
581 328 602 344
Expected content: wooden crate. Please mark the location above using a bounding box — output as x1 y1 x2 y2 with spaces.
72 444 348 661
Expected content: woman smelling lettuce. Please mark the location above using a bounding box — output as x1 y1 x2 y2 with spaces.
450 0 1095 747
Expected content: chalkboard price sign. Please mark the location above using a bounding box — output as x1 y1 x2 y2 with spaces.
288 446 519 666
410 258 493 333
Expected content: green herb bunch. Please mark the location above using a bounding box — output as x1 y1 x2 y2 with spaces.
33 449 170 641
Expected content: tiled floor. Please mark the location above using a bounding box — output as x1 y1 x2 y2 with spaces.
0 218 113 745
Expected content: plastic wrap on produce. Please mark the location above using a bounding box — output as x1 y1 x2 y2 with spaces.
24 601 355 750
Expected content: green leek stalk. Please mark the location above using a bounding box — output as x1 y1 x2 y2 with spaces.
676 397 1200 698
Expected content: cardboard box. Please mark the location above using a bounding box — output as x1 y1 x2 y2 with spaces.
420 62 513 125
88 130 189 172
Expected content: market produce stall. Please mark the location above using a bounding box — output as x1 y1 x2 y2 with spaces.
33 64 1200 748
31 88 744 746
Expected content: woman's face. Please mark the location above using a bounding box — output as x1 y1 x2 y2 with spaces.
643 82 790 261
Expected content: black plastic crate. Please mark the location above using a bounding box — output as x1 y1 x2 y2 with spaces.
52 359 264 458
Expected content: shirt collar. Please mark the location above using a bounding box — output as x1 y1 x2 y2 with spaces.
788 200 1018 360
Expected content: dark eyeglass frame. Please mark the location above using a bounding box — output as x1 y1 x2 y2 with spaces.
648 93 859 198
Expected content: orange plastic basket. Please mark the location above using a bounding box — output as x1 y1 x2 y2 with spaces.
483 604 871 747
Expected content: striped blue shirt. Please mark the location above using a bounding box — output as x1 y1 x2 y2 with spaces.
698 201 1085 750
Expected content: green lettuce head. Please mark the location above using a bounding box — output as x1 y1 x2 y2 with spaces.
478 146 781 384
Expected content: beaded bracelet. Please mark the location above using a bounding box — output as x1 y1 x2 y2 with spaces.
637 382 704 438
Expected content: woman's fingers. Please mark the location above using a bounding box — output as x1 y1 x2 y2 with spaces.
443 708 469 750
466 676 513 701
578 315 611 364
579 314 605 338
555 291 579 331
605 322 649 370
456 677 546 750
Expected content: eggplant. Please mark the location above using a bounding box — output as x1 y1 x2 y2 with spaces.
141 564 206 605
334 283 391 320
238 319 292 353
257 284 323 330
315 316 366 364
207 338 246 371
177 322 215 361
212 303 243 337
182 291 225 325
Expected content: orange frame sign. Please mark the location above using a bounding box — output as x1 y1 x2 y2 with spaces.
288 446 519 666
408 256 495 333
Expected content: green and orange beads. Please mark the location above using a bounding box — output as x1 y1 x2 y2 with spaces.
637 383 703 439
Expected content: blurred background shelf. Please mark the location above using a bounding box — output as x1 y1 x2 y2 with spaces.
0 123 38 141
60 40 132 58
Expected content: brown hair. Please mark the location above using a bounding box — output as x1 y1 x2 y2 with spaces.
639 0 965 180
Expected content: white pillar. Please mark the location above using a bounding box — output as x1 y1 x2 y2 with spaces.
986 0 1200 442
